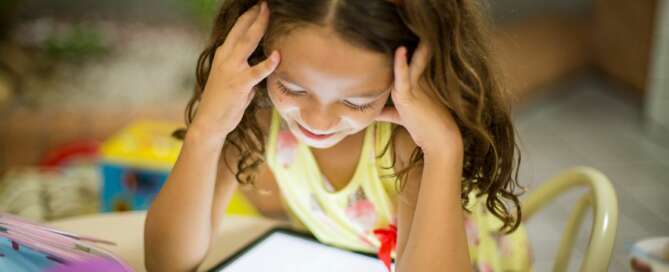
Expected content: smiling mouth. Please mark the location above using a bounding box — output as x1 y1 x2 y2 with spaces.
297 123 336 140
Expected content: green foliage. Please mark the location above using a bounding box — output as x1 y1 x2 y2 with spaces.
180 0 222 30
42 23 108 62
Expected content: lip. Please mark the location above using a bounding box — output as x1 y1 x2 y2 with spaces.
297 123 335 140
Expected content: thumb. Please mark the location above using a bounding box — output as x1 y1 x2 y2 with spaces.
243 50 280 88
375 106 402 125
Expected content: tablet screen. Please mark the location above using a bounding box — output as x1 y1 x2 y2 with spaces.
210 230 389 271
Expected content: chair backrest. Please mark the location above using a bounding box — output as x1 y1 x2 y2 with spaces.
522 167 619 272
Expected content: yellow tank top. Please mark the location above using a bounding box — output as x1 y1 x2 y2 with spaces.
264 107 533 270
265 108 398 254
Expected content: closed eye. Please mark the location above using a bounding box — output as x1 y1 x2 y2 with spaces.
276 82 306 96
343 100 375 112
276 81 375 112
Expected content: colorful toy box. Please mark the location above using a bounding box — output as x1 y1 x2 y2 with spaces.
99 120 258 216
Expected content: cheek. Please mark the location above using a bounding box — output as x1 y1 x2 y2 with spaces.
340 112 376 130
344 100 387 129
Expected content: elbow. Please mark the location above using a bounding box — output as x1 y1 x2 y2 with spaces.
144 237 204 272
143 215 206 272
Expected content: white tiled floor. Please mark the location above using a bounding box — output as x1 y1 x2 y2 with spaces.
513 74 669 271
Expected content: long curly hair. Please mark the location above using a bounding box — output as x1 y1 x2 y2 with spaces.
174 0 524 233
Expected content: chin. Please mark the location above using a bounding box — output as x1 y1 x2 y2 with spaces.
302 138 340 149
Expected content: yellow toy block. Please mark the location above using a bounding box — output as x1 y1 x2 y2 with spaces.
99 120 258 216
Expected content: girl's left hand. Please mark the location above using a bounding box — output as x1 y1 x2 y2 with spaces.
374 42 462 155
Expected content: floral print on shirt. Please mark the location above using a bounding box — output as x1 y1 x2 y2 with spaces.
345 188 378 232
276 129 298 168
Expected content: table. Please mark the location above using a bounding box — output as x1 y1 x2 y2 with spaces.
48 211 286 271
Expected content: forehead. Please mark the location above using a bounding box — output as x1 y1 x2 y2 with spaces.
270 26 393 94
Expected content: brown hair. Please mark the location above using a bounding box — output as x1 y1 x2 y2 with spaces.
175 0 524 233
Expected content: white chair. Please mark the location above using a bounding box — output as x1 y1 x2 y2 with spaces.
522 167 619 271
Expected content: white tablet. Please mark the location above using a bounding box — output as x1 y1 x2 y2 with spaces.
208 227 391 272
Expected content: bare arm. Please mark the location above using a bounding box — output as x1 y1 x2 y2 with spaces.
395 135 472 272
144 2 278 270
144 128 237 272
373 40 471 271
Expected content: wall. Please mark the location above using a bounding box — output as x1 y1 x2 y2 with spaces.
487 0 592 23
647 0 669 146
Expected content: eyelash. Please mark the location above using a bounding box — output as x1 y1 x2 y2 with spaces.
276 82 375 112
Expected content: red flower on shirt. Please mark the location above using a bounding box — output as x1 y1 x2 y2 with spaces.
373 224 397 272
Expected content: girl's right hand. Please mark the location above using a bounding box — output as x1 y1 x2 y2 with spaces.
191 1 279 141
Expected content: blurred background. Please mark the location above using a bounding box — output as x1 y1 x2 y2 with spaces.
0 0 667 271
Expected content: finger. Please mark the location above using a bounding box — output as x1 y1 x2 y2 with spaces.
240 50 280 89
375 105 402 125
233 1 270 62
408 41 431 85
217 3 262 59
394 46 412 98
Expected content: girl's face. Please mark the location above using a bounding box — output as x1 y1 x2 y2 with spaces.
266 26 393 149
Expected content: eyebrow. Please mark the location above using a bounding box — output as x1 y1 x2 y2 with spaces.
276 71 389 99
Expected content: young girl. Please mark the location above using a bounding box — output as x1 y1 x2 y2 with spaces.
145 0 531 271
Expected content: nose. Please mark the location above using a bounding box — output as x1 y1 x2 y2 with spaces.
300 106 339 133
